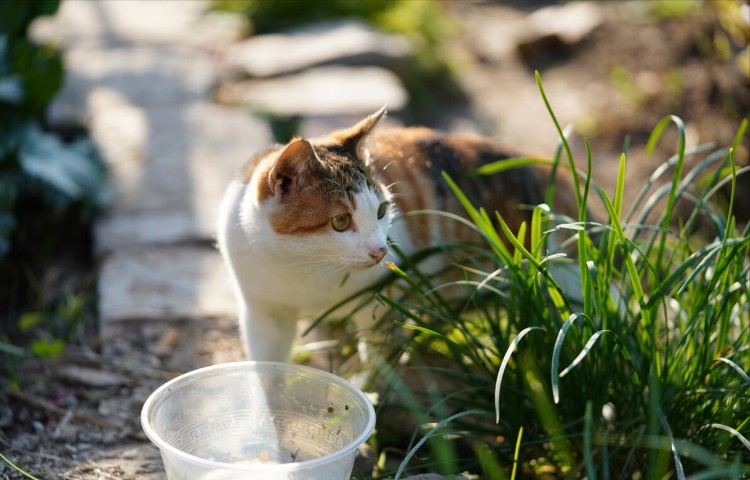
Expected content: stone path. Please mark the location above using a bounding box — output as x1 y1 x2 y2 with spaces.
42 1 263 333
30 1 419 478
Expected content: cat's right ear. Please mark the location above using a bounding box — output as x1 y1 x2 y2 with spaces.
339 106 387 162
268 139 318 200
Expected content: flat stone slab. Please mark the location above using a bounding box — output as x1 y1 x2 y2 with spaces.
222 19 412 78
98 246 235 326
48 45 215 128
94 210 204 254
30 0 246 49
91 100 272 253
215 65 408 116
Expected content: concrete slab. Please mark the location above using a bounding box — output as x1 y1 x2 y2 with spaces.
31 0 246 49
98 246 235 327
48 45 216 128
215 65 408 116
222 19 412 78
91 100 273 253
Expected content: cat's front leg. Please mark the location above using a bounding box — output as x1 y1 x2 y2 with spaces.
239 303 299 362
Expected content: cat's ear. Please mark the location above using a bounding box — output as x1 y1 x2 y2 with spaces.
268 139 318 200
339 106 387 162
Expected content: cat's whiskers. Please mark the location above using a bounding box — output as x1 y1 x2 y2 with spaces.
309 266 339 283
385 180 401 190
225 252 332 272
267 255 341 270
387 191 406 200
377 160 396 173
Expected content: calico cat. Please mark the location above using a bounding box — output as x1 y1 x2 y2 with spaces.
216 107 579 362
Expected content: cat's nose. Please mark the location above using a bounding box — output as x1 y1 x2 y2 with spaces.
368 246 387 263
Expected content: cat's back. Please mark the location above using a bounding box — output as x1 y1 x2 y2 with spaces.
367 127 577 250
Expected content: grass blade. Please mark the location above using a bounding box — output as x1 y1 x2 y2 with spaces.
535 70 581 207
660 411 687 480
559 329 612 378
394 320 479 366
495 326 544 423
584 401 597 480
475 156 553 176
600 191 651 328
511 427 523 480
394 409 486 480
614 153 626 222
551 312 590 403
475 443 509 480
0 453 41 480
704 424 750 452
442 172 512 262
713 357 750 387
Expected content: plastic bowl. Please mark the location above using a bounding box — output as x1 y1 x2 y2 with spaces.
141 361 376 480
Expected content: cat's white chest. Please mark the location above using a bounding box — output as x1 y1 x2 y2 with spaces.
241 249 384 312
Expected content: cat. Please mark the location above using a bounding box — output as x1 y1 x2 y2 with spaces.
216 107 580 363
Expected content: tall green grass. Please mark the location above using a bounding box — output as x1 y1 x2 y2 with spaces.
364 72 749 479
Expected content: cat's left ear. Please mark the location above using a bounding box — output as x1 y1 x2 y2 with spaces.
340 106 387 163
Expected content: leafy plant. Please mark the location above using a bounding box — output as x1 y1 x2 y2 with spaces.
0 1 107 258
0 0 107 362
355 73 749 478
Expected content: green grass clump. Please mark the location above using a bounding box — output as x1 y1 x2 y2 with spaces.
362 72 749 479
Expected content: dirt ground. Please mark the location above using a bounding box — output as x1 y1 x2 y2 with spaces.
1 2 748 479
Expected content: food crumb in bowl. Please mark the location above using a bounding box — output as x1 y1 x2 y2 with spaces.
258 451 269 462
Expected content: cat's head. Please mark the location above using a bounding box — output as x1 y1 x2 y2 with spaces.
252 108 392 271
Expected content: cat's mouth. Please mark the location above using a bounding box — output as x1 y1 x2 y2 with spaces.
353 260 380 270
348 257 386 270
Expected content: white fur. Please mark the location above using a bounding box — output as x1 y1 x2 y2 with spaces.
217 175 397 362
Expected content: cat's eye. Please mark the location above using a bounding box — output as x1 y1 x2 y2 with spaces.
377 202 389 219
332 213 350 232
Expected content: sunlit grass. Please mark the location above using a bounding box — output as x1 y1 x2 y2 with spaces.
355 72 749 478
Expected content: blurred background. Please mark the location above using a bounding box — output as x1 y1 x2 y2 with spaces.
1 0 748 477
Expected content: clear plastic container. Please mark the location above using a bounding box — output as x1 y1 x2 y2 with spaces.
141 361 376 480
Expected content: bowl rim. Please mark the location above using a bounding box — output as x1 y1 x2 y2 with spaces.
140 360 376 473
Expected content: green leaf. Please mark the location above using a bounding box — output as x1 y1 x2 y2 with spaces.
31 339 65 358
19 125 106 208
0 341 26 356
17 311 42 332
9 39 63 114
